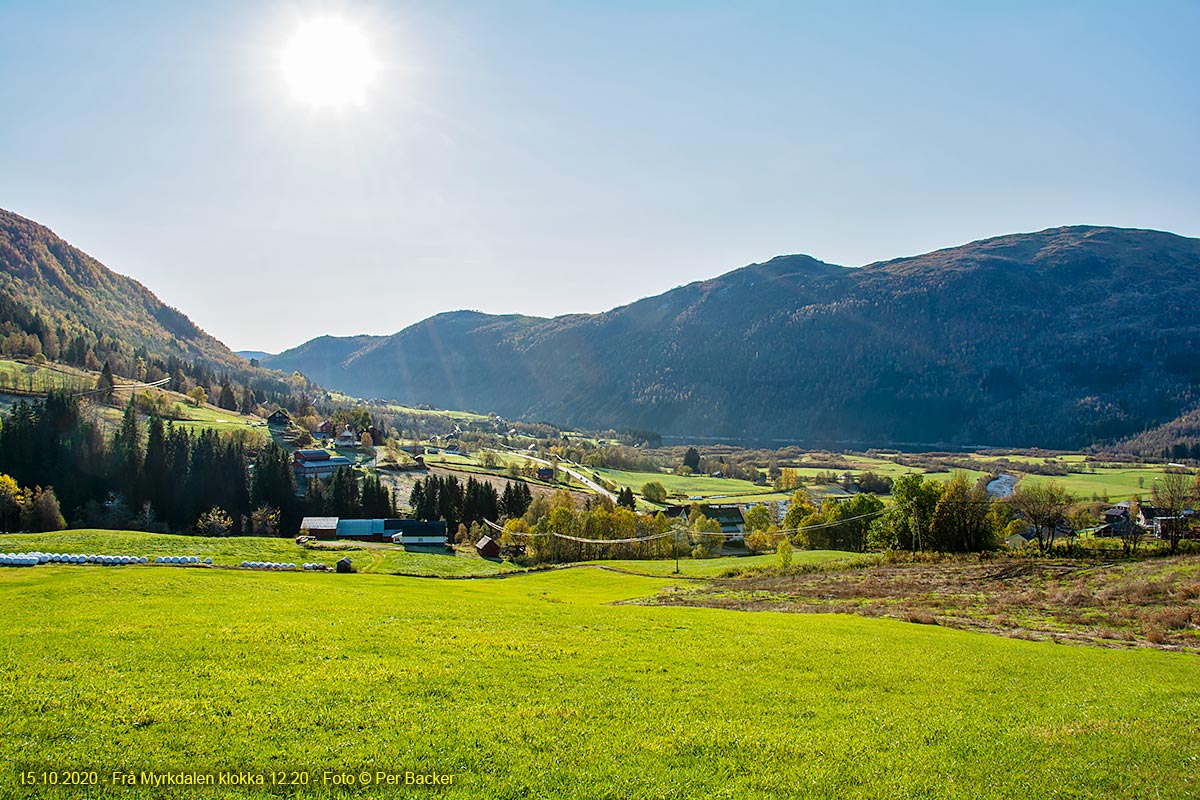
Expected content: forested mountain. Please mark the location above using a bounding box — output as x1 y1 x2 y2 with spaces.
0 208 308 406
266 226 1200 449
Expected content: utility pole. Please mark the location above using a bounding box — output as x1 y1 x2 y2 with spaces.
911 501 922 553
673 520 685 574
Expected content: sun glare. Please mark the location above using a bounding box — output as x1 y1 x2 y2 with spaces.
279 15 379 110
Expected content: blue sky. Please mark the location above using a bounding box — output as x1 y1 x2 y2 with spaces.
2 1 1197 352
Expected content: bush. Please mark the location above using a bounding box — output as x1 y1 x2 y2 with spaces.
745 530 771 554
250 505 280 535
776 535 792 569
641 481 668 503
20 486 65 532
196 507 234 536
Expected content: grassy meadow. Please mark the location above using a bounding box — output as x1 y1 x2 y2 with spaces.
2 563 1199 799
592 467 770 499
1022 466 1178 502
0 530 524 577
0 357 266 439
0 358 95 394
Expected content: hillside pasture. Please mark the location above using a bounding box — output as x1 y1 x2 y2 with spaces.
0 358 95 395
0 357 266 438
0 530 523 577
1 565 1198 798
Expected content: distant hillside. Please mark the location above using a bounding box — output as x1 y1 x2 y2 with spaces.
267 226 1200 449
236 350 272 362
0 208 304 404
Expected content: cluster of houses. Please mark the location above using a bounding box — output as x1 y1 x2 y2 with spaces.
1001 500 1197 548
266 409 382 449
1098 501 1196 539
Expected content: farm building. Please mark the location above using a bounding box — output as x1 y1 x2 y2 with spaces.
299 517 339 538
293 448 354 479
1005 532 1035 548
335 425 358 448
336 518 396 539
476 535 500 559
664 504 746 540
389 521 449 550
299 517 448 547
266 409 291 426
536 467 555 481
1098 506 1134 537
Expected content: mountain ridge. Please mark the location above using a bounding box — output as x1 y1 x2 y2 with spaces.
265 225 1200 448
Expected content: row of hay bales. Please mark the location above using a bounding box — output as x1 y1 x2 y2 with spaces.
0 552 216 568
0 551 338 572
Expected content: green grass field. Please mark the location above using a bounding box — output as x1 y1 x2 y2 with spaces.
0 357 266 438
165 401 266 434
2 564 1198 799
0 358 95 394
1022 466 1181 501
0 531 813 578
0 530 525 577
593 467 770 499
326 392 492 425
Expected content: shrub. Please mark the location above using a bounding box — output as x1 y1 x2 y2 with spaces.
745 530 771 554
641 481 668 503
20 486 66 532
776 535 793 569
250 505 280 535
196 507 234 536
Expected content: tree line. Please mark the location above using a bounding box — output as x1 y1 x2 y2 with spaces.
409 474 533 536
0 393 393 535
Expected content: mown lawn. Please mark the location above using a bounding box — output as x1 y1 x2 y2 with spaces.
1 565 1199 799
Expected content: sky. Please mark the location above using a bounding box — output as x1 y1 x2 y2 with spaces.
1 1 1198 353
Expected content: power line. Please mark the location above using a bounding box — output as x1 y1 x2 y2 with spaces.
70 376 171 398
483 507 888 545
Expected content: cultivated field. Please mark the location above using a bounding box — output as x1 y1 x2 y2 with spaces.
2 554 1199 798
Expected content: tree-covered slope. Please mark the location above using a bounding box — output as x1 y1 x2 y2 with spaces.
0 207 249 376
0 208 315 410
268 226 1200 448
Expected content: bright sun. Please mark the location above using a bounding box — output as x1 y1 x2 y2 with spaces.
279 15 379 109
